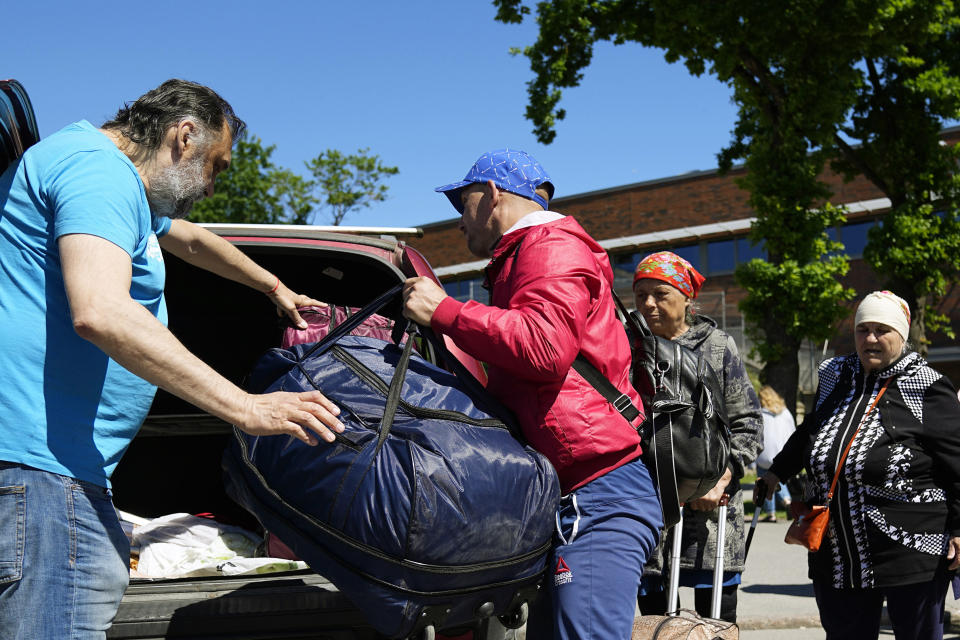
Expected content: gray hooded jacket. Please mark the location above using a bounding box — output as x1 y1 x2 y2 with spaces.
644 315 763 575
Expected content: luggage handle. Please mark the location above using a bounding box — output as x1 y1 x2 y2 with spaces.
376 323 416 447
294 283 522 440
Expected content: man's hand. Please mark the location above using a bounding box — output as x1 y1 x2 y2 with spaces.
267 280 326 329
688 467 733 511
237 390 344 445
402 277 448 326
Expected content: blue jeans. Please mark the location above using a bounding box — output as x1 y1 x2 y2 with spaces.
0 462 129 639
527 457 662 640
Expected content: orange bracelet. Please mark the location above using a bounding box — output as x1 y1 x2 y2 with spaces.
267 276 280 294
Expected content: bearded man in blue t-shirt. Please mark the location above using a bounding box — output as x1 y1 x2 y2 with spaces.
0 79 345 639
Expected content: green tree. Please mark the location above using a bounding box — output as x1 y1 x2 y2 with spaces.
190 134 287 224
306 148 399 226
191 136 398 228
828 5 960 350
496 0 960 372
493 0 858 412
273 169 318 226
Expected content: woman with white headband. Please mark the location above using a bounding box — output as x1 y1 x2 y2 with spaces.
758 290 960 640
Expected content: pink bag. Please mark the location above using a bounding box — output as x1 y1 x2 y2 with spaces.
282 305 395 347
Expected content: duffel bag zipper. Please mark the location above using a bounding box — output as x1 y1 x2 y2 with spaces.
330 345 508 430
234 430 551 574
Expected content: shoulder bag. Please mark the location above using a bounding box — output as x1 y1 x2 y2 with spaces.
784 377 891 552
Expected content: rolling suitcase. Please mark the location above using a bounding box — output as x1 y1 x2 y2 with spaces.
632 496 739 639
223 286 560 639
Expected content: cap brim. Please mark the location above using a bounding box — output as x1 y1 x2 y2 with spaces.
435 180 473 214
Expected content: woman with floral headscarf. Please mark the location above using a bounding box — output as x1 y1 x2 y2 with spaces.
758 291 960 640
633 251 763 622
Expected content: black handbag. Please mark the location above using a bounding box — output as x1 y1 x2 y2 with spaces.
574 295 731 528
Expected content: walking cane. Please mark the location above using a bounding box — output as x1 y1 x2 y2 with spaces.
667 509 683 615
711 494 730 619
744 478 766 561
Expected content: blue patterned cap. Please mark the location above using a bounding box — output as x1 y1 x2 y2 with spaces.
435 148 554 213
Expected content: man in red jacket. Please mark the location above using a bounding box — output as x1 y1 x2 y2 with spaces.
402 149 661 639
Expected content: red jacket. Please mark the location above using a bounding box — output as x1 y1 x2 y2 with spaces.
431 216 644 493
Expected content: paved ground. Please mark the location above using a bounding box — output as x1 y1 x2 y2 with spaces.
516 507 960 638
519 512 960 638
734 516 960 639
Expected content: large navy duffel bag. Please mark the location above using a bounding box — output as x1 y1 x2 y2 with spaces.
223 286 560 639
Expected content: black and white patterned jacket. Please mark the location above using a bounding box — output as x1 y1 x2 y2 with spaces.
770 352 960 589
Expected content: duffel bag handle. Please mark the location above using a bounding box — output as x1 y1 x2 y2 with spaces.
294 284 412 443
298 284 405 361
376 321 417 447
295 283 523 441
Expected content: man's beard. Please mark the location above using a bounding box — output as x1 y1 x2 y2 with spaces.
147 152 208 219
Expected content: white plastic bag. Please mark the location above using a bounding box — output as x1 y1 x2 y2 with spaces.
133 513 307 578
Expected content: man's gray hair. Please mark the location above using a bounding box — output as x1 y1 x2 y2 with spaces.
102 79 245 151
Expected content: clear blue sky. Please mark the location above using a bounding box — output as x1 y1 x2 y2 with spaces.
5 1 738 229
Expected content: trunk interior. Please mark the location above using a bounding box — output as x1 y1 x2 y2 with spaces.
111 239 409 539
106 236 515 639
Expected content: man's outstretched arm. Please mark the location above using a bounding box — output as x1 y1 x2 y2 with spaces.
159 219 323 329
59 232 343 445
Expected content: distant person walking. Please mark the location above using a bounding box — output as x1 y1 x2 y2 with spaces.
755 385 795 522
759 290 960 640
633 251 763 623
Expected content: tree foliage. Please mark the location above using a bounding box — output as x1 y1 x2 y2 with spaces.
829 5 960 346
190 136 398 226
493 0 862 411
495 0 960 403
306 149 399 226
190 134 289 224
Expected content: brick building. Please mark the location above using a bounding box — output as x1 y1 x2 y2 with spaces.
406 134 960 394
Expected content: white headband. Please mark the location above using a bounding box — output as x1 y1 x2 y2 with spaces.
854 291 911 342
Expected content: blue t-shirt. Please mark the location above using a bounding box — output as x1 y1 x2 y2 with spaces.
0 120 172 487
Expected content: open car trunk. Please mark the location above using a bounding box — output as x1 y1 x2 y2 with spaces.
106 232 510 640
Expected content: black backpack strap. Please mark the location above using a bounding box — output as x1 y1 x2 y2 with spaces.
577 291 687 528
572 355 640 423
648 412 683 528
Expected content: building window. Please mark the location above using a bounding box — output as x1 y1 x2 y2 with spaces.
443 277 488 304
672 245 702 271
707 239 736 275
737 236 765 263
838 219 874 258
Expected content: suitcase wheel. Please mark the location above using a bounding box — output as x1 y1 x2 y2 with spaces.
497 602 529 630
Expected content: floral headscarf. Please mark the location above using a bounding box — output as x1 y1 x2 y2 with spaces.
633 251 706 299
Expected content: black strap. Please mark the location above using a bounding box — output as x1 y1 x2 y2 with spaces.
298 284 404 361
376 322 417 450
650 411 682 528
572 355 640 423
575 291 684 528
